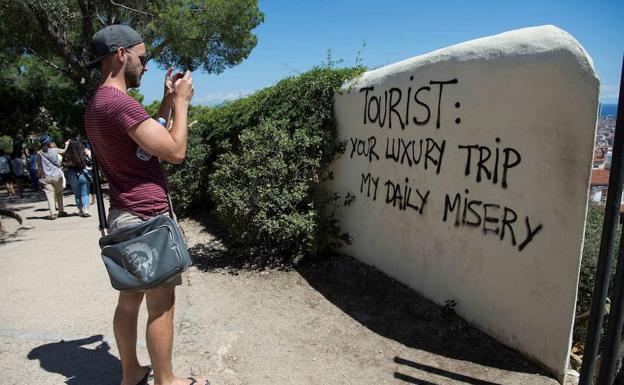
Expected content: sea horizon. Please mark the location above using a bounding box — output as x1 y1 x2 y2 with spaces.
601 103 618 117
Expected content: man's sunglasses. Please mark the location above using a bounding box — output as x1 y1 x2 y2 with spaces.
126 49 148 67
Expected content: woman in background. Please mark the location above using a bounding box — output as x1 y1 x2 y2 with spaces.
62 140 91 217
83 142 95 208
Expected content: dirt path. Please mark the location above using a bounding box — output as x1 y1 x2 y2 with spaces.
1 189 561 385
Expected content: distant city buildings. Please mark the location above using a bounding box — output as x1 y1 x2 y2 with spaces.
590 113 618 206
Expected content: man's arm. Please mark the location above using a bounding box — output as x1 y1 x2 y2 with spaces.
156 94 174 123
57 140 70 155
128 71 194 164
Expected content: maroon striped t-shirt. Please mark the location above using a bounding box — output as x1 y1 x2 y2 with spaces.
85 85 168 219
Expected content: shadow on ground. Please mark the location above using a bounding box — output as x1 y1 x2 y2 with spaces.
187 215 253 272
0 189 50 205
26 212 83 221
27 335 121 385
0 227 32 244
1 188 87 206
394 357 502 385
188 215 296 272
186 215 553 383
295 254 551 380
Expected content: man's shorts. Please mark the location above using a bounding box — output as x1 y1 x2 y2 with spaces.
108 208 183 288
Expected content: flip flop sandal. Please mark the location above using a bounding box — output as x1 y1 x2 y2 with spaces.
188 377 210 385
134 366 152 385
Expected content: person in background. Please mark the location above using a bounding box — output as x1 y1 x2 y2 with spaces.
37 135 69 220
12 136 23 159
83 142 95 207
26 148 39 190
62 140 91 217
50 142 63 163
49 141 68 192
0 149 15 196
10 151 25 198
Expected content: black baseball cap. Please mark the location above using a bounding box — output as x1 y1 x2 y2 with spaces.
86 24 143 69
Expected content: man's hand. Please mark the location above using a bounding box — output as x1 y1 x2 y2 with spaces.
174 71 194 102
164 67 185 97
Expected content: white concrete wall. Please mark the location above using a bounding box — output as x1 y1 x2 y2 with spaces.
329 25 599 380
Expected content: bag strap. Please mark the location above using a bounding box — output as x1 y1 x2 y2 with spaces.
91 151 109 237
90 144 177 237
162 168 177 222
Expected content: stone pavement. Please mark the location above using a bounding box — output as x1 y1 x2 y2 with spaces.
0 190 155 384
0 189 563 385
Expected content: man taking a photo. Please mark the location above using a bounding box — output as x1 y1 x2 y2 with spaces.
84 24 206 385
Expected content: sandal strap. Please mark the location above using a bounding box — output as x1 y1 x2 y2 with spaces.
187 378 210 385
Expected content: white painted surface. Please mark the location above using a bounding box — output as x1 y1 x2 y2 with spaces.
590 187 602 203
329 25 599 380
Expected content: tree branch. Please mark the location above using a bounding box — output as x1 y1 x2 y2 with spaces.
95 13 107 27
78 0 94 62
109 0 155 17
26 47 72 75
39 19 83 74
149 40 167 59
107 1 114 24
27 4 96 94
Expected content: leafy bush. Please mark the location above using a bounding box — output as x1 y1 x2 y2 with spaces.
0 135 12 153
574 202 620 343
210 120 319 261
167 66 364 261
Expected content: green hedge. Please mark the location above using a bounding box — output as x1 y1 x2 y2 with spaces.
167 66 364 262
574 202 619 343
578 202 619 313
210 120 320 260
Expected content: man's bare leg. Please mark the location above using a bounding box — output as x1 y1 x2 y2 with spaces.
115 291 151 385
146 286 207 385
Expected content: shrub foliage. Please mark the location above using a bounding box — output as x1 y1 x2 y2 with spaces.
210 120 320 260
574 202 620 344
167 66 364 262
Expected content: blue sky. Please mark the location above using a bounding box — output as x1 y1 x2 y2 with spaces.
139 0 623 106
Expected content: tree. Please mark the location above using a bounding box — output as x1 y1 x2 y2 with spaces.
0 0 264 101
128 88 144 104
0 54 84 138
